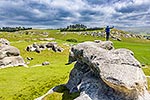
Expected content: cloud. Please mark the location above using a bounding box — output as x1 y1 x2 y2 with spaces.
0 0 150 28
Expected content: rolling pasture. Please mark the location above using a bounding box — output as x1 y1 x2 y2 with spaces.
0 29 150 100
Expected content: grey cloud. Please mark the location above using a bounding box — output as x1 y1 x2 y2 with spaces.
116 3 150 13
0 0 150 28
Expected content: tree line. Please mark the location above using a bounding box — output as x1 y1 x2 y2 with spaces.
0 27 32 32
60 24 103 32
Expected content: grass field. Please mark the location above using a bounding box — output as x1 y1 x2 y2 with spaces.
0 29 150 100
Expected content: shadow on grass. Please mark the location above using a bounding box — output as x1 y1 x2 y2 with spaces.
44 84 80 100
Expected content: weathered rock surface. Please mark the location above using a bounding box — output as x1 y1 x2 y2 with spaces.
0 40 26 68
66 40 150 100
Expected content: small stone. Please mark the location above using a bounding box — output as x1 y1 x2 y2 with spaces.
42 61 50 66
26 57 33 60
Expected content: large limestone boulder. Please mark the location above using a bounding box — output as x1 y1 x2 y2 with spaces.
0 41 26 68
0 45 20 57
66 41 150 100
0 56 25 68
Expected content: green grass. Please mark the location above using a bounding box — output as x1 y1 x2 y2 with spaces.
0 40 73 100
0 29 150 100
0 65 72 100
113 40 150 66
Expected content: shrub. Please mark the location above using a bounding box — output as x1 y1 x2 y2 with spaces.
66 38 78 43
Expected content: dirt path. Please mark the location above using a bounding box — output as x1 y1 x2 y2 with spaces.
30 64 42 68
146 76 150 78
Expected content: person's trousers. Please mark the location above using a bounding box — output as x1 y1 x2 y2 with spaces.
106 32 110 41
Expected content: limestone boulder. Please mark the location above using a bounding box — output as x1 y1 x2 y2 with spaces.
0 45 20 57
42 61 50 66
0 56 25 68
0 38 10 45
0 44 26 68
66 41 150 100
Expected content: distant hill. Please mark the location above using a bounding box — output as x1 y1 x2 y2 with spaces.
117 27 150 34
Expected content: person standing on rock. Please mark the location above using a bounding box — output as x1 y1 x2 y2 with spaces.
105 26 114 41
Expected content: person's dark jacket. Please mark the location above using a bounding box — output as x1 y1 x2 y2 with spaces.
105 26 114 33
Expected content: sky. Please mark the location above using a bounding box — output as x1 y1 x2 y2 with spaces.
0 0 150 28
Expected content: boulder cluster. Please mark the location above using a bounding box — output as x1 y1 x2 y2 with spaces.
0 38 25 68
26 42 64 53
61 30 148 41
65 40 150 100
